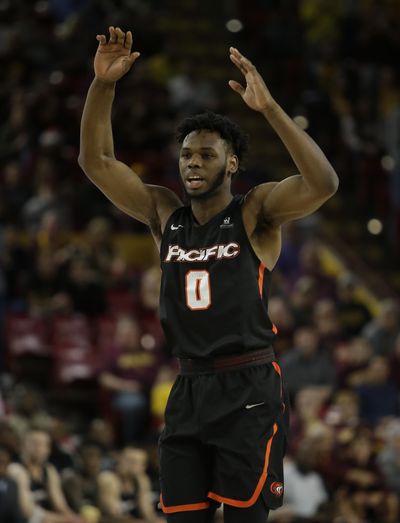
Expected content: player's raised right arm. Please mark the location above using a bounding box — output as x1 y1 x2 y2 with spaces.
79 27 181 236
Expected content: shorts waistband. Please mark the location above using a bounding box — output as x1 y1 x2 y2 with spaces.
178 347 275 376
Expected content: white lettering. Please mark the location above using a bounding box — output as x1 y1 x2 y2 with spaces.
203 245 218 261
165 243 240 263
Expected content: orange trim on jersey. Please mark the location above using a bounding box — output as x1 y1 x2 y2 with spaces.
207 423 278 508
159 495 210 514
272 361 285 411
272 323 278 334
258 262 265 297
272 361 281 376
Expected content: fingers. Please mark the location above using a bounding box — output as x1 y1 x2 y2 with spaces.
96 34 106 45
127 51 141 65
108 26 117 44
115 27 125 45
228 80 245 95
229 46 255 75
125 30 133 49
104 26 131 48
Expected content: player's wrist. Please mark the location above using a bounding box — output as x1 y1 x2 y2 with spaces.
94 76 117 88
260 99 279 119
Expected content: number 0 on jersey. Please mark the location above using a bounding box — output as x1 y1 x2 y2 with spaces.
185 270 211 310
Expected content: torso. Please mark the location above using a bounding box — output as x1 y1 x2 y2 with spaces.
159 195 278 358
27 464 53 510
119 478 140 518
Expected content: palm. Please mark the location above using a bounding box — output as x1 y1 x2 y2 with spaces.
241 78 270 111
229 47 273 112
94 27 140 82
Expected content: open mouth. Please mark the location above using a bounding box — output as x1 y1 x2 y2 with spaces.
186 175 205 189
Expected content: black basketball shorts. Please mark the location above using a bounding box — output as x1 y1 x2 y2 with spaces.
159 361 289 515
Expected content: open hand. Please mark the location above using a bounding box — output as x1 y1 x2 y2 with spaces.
94 26 140 83
229 47 275 112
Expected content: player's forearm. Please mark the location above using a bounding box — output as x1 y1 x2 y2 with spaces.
79 78 116 167
262 102 339 195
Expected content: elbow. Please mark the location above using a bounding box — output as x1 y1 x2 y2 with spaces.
320 169 339 198
78 153 107 174
77 152 91 172
330 170 340 194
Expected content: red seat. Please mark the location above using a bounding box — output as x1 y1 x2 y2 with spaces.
52 343 96 384
6 314 50 358
52 314 92 348
106 289 136 314
95 315 118 352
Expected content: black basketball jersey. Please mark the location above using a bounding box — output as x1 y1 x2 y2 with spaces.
159 195 277 358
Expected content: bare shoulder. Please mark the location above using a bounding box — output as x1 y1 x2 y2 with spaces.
98 470 119 487
147 185 183 237
8 462 29 482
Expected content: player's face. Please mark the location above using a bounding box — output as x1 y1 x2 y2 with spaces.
179 131 237 200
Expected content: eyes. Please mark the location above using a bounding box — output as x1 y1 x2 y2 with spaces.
180 152 215 160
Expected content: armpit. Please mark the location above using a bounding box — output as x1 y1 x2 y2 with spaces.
254 208 275 235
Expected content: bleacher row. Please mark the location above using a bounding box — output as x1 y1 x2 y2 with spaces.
5 308 164 387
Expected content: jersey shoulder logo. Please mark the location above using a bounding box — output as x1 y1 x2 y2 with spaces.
220 216 234 229
171 224 184 230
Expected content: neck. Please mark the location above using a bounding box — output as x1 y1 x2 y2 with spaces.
191 191 233 225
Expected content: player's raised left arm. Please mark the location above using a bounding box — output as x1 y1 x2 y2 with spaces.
229 47 339 227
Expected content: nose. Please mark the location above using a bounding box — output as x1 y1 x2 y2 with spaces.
188 154 202 168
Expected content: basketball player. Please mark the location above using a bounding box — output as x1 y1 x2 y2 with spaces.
79 26 339 523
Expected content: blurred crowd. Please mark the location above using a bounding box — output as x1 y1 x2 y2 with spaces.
1 0 400 522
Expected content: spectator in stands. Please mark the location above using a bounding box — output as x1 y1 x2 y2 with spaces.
1 224 31 310
268 296 295 356
288 276 317 327
336 273 372 337
377 418 400 499
356 356 400 425
290 241 336 300
99 316 159 443
333 428 399 523
8 428 84 523
280 325 336 403
389 332 400 384
62 257 107 316
62 441 103 517
97 446 162 522
86 419 116 469
324 388 360 432
22 156 68 234
313 298 343 350
0 420 21 461
334 337 372 388
48 417 74 473
0 444 25 523
28 251 64 316
288 387 327 454
81 217 116 278
8 386 51 438
270 438 329 521
362 298 400 356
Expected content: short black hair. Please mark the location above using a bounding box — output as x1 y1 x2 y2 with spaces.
176 112 249 173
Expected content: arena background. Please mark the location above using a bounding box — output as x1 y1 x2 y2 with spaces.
1 0 400 522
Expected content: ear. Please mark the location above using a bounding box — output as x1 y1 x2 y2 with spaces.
227 154 239 177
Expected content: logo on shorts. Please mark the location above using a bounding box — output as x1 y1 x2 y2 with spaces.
270 482 284 497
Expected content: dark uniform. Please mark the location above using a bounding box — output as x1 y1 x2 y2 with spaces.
159 195 288 517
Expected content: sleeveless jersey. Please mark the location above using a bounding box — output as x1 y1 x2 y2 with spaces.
29 465 52 510
159 195 277 358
